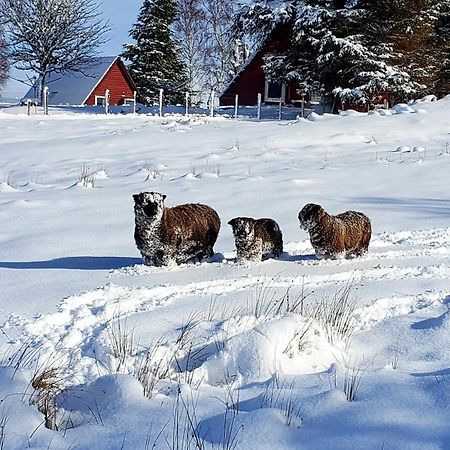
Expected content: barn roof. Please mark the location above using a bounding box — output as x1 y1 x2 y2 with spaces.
22 57 118 105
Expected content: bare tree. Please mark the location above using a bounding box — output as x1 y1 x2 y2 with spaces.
174 0 207 100
0 26 8 90
174 0 248 103
0 0 110 102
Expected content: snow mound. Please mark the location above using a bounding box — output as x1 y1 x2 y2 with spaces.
394 145 411 153
0 181 16 192
192 315 335 386
392 103 415 114
56 374 144 427
195 172 219 179
307 112 325 121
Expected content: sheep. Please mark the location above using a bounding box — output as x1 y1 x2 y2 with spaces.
133 192 220 266
298 203 371 259
228 217 283 262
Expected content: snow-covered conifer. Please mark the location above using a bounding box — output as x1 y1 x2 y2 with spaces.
239 0 450 105
123 0 187 104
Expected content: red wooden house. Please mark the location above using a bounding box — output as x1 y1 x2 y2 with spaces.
220 34 393 112
22 56 143 106
220 36 304 108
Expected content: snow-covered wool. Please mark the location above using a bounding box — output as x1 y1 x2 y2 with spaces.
228 217 283 262
133 192 220 265
298 203 371 259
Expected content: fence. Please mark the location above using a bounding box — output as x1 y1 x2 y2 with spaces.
22 87 311 121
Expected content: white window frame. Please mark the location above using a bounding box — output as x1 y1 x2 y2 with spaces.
264 79 286 103
95 95 106 106
123 98 136 106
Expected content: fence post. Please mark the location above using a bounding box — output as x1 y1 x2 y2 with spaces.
210 90 215 117
278 97 282 120
133 91 137 114
185 92 189 116
159 88 164 117
105 89 110 114
257 93 262 120
27 99 31 116
234 94 239 119
301 93 305 118
43 86 49 115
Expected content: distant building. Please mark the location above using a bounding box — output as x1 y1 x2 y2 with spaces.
219 33 392 113
22 56 143 106
219 35 304 108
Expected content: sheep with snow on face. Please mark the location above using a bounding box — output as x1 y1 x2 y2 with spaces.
298 203 371 260
133 192 221 266
228 217 283 262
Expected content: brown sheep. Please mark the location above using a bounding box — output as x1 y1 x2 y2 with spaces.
298 203 371 259
133 192 220 266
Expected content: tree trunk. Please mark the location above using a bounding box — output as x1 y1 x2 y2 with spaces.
39 74 46 106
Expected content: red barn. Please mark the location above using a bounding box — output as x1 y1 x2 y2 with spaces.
220 34 304 107
22 56 143 106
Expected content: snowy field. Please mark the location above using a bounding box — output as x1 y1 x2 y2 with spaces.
0 97 449 449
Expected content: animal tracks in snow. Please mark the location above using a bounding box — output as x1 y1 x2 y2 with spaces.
7 227 450 382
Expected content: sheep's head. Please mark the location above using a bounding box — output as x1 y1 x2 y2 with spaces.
298 203 325 230
228 217 256 240
133 191 166 218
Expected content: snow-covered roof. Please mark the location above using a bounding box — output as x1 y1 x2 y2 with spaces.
21 57 117 105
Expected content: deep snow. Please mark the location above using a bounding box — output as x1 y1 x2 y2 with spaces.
0 98 449 449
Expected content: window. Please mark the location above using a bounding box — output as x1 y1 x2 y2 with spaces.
264 79 286 103
123 98 136 107
95 95 106 106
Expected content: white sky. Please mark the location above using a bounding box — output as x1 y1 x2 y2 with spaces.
2 0 142 98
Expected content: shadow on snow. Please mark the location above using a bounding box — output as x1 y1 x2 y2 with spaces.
0 256 141 270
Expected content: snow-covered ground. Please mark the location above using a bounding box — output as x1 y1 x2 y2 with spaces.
0 98 449 449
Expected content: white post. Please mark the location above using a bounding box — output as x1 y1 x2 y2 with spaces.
185 92 189 116
27 99 31 116
133 91 137 114
210 90 215 117
159 88 164 117
278 97 282 120
234 94 239 119
105 89 110 114
384 99 389 110
257 93 262 120
43 86 49 115
301 93 305 118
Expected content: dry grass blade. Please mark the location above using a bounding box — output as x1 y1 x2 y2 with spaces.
107 314 137 373
308 282 359 345
261 376 302 427
0 409 8 450
343 362 366 402
28 354 69 431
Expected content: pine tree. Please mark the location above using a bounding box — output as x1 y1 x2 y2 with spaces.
239 0 450 105
123 0 187 104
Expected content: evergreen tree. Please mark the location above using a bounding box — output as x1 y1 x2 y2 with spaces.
239 0 450 105
123 0 187 104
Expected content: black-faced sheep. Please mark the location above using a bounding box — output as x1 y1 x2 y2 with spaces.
228 217 283 262
133 192 220 266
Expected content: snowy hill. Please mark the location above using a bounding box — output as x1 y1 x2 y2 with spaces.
0 98 449 449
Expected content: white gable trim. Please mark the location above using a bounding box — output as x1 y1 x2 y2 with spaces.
82 56 119 105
